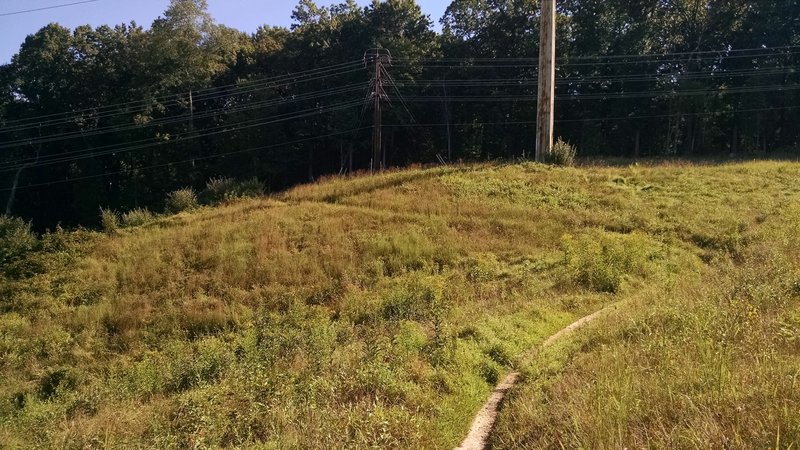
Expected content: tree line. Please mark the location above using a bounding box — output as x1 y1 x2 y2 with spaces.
1 0 798 228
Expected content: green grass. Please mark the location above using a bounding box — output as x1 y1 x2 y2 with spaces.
1 160 799 448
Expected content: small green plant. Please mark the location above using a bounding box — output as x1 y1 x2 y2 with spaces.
99 207 120 234
561 230 660 293
203 177 264 204
547 138 577 166
0 215 36 267
121 208 155 228
203 177 236 204
231 177 265 198
165 188 199 214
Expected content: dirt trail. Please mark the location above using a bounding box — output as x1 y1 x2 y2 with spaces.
455 306 614 450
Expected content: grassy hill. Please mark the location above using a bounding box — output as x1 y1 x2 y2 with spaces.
1 161 799 448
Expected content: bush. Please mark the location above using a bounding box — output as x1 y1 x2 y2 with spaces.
547 138 577 166
381 275 449 322
165 188 199 214
561 230 660 293
0 215 37 267
231 178 265 199
203 177 264 204
121 208 155 228
99 208 120 234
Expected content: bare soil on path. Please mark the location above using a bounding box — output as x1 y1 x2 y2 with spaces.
455 306 614 450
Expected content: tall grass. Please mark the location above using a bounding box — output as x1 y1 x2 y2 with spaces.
1 160 799 448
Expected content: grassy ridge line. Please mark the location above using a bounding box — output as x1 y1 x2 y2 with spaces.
1 164 602 448
1 160 797 448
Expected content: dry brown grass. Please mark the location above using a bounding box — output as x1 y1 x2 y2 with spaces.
1 160 799 448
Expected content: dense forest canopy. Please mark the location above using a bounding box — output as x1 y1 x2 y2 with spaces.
1 0 798 228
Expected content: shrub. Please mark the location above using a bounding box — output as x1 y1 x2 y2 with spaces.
0 215 37 266
547 138 577 166
99 208 120 234
38 368 79 400
381 275 449 322
121 208 155 228
204 177 236 203
561 230 660 293
231 178 265 198
366 230 438 276
477 360 500 385
165 188 199 214
203 177 264 204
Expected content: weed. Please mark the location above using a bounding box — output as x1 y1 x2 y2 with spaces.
99 207 120 234
120 208 155 228
0 216 36 262
561 230 661 293
165 188 199 214
203 177 264 204
3 160 800 448
546 138 577 166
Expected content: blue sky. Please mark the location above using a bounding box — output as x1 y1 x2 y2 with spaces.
0 0 450 64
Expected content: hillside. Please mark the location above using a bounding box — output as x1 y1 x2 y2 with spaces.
1 161 799 448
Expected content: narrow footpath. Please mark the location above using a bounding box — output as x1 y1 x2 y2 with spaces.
456 307 614 450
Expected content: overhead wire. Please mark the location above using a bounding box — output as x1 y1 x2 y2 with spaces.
1 60 367 131
8 64 794 151
0 126 373 192
0 82 369 150
0 99 368 171
3 46 799 189
391 82 800 102
394 50 800 69
393 45 800 63
381 105 800 128
0 0 98 17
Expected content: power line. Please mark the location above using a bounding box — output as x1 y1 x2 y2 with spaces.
4 51 795 133
0 99 367 171
0 82 369 150
394 50 800 70
2 66 367 135
0 126 372 193
392 83 800 102
7 64 794 151
15 101 794 193
5 78 794 169
1 60 366 131
381 105 800 127
0 0 98 17
399 66 800 87
394 45 800 63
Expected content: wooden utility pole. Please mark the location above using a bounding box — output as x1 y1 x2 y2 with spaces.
536 0 556 162
443 78 452 162
373 54 382 173
366 49 392 173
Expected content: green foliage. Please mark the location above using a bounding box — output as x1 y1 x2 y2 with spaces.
493 251 800 449
38 368 79 400
121 208 155 228
381 275 449 322
165 188 199 214
132 337 233 396
5 0 799 230
99 207 120 234
0 215 36 267
3 161 800 448
561 230 661 293
367 230 439 276
547 138 577 166
202 177 264 204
